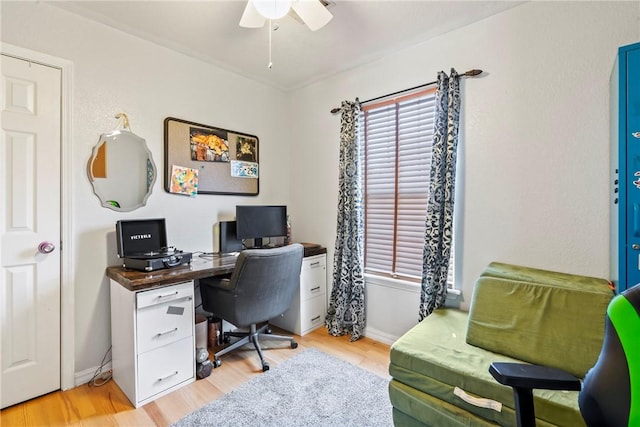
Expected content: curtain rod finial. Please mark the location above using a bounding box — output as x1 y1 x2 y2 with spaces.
466 69 483 77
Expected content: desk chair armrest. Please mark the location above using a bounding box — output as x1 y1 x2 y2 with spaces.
489 362 582 391
200 276 234 291
489 362 581 427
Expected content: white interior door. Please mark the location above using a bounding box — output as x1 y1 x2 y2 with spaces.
1 54 62 409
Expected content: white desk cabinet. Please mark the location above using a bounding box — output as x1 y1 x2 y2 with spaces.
110 280 195 408
271 253 327 336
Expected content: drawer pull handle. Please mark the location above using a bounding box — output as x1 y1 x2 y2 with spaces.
310 286 321 292
311 315 321 322
310 262 320 267
158 371 179 382
156 327 178 337
157 291 179 300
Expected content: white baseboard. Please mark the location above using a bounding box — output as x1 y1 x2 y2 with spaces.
363 326 398 346
73 328 392 386
74 361 112 387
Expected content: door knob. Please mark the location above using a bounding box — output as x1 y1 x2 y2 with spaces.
38 241 56 254
632 244 640 251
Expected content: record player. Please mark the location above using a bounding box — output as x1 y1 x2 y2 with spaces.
116 218 192 272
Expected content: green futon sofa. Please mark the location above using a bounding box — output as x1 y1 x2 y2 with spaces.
389 262 614 426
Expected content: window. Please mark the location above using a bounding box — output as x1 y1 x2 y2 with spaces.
360 88 455 288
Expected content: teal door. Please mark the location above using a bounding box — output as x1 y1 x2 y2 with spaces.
620 42 640 291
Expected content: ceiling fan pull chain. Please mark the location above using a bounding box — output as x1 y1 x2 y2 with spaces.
268 19 273 69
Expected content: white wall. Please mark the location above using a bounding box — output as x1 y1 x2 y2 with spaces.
1 2 290 377
2 0 639 380
288 1 640 343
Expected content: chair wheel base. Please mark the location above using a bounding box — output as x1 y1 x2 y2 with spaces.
262 362 270 372
291 341 298 349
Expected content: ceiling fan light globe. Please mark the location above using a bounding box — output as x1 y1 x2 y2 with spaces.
252 0 292 20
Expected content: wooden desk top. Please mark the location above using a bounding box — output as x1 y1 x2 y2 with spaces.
300 244 327 258
106 245 327 292
106 254 238 292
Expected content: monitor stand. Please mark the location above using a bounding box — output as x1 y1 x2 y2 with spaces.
246 238 284 249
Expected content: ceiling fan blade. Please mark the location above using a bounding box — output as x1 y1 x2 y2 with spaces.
291 0 333 31
239 0 266 28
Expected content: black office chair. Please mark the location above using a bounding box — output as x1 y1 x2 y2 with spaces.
489 283 640 427
199 243 304 372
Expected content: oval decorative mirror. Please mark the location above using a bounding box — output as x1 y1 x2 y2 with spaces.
88 114 156 211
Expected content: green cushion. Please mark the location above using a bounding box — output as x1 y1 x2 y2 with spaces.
478 262 613 292
466 262 613 378
392 408 429 427
390 380 500 427
390 379 561 427
390 309 585 426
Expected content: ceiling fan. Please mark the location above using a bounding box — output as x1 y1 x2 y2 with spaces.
240 0 333 31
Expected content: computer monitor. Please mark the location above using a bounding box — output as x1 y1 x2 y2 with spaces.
235 205 287 248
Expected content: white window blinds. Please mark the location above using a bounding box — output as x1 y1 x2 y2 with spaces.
361 89 454 287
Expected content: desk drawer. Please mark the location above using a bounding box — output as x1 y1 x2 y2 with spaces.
137 281 193 309
301 255 326 300
300 294 326 335
137 337 194 403
137 294 194 353
270 299 325 336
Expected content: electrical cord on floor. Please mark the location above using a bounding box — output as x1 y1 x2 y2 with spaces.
89 345 112 387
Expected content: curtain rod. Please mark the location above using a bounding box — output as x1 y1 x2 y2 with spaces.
329 69 483 114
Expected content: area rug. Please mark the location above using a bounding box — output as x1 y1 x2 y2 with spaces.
171 348 393 427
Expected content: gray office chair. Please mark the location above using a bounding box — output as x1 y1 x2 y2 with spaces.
199 243 304 372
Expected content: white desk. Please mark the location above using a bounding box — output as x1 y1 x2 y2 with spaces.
107 246 327 407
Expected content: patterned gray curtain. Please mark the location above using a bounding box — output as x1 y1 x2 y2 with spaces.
326 100 366 341
419 69 461 321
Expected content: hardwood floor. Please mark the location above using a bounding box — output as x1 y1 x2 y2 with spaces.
1 328 391 427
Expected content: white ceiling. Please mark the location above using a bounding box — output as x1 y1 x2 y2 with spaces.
49 1 522 91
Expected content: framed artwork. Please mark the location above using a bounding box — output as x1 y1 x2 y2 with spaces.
164 117 259 195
